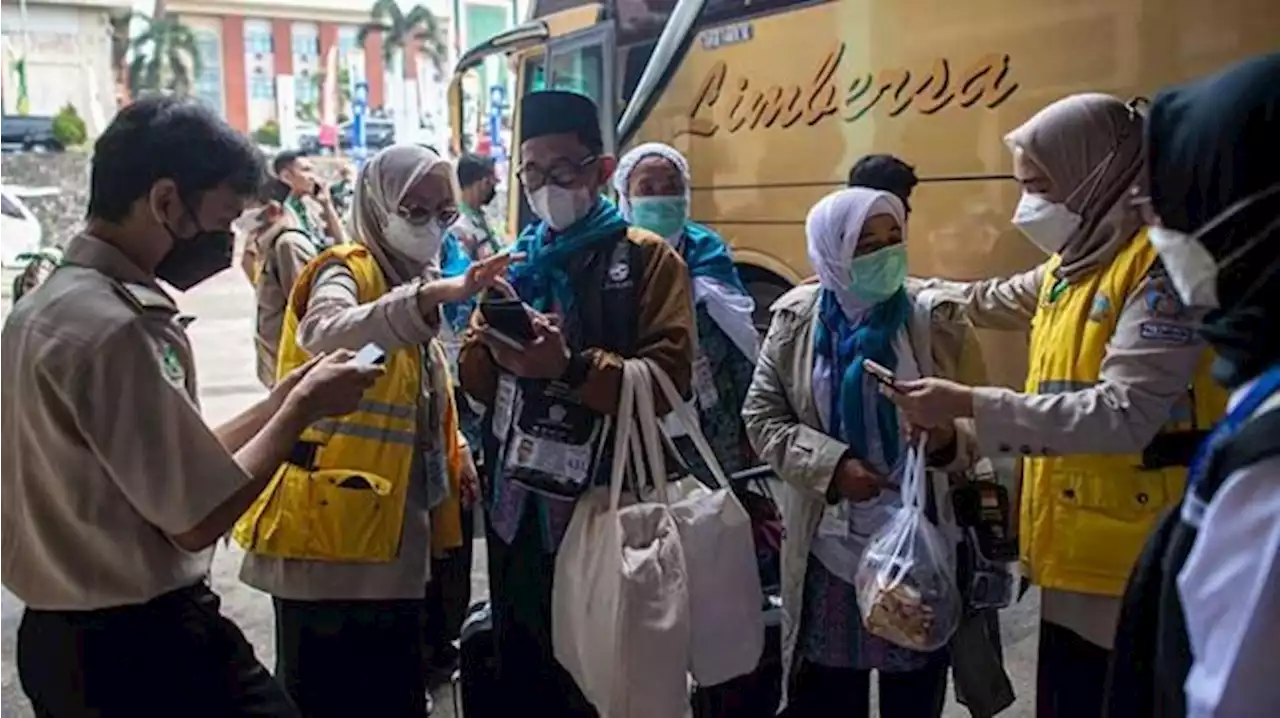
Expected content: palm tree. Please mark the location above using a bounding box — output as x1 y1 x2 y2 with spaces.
359 0 449 79
127 10 202 97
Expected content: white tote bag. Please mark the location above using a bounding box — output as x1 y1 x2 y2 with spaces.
552 361 692 718
634 359 765 687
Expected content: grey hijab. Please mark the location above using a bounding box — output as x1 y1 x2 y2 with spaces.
1006 93 1145 280
349 144 453 285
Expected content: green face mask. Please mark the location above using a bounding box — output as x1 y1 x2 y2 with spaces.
847 243 908 303
629 196 689 239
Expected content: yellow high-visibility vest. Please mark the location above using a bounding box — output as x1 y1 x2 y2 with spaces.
1019 228 1228 597
233 244 422 562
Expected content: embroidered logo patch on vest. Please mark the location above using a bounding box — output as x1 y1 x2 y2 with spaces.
1088 294 1112 323
1145 272 1191 320
159 342 186 387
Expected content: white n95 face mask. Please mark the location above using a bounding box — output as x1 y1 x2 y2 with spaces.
1011 193 1082 256
527 185 595 231
1148 226 1220 309
385 215 445 264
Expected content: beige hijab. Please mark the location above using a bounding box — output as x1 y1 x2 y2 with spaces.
348 144 455 442
349 144 456 285
1005 93 1145 280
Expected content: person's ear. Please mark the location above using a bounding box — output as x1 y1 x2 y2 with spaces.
148 178 182 230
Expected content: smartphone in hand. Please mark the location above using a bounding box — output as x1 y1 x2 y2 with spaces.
862 358 900 392
480 298 538 350
354 342 387 368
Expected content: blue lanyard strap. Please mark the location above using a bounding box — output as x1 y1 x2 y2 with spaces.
1187 364 1280 491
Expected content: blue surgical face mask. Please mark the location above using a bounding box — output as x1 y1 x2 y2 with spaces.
847 243 908 303
629 195 689 241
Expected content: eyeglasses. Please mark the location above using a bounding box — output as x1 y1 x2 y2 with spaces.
397 204 458 226
516 155 598 189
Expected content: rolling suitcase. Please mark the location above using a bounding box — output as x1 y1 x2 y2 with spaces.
453 600 499 718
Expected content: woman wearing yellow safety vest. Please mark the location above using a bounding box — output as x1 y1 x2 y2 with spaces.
232 144 514 717
882 94 1228 718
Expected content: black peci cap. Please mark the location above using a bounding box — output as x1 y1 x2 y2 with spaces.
519 90 603 154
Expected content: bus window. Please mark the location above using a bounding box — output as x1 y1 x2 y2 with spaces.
620 40 658 105
547 44 606 108
521 47 606 110
515 55 547 232
525 57 546 92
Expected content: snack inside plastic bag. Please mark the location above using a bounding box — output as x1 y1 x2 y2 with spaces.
854 435 961 652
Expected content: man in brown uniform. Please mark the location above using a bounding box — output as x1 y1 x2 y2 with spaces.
458 90 696 715
0 96 380 717
250 200 326 387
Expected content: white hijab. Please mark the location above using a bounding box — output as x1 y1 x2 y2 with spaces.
805 187 907 321
612 141 692 226
614 142 760 362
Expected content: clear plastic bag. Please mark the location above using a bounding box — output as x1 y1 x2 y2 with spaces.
854 435 962 652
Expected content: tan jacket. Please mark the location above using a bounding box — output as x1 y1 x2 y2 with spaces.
742 282 984 706
253 219 319 387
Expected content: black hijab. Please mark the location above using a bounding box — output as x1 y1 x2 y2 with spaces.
1147 52 1280 389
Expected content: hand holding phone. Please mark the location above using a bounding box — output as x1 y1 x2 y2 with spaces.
354 342 387 368
480 299 538 350
862 358 899 392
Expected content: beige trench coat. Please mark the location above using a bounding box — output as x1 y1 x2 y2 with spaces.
742 281 986 708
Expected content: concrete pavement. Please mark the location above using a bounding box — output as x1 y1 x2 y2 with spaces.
0 265 1043 716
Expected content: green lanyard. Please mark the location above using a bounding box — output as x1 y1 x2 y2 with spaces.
1047 277 1070 303
286 196 319 239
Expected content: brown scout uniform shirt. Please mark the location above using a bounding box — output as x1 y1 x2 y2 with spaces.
1 234 249 610
253 219 321 387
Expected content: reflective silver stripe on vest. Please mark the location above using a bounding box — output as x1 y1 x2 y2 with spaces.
312 419 417 445
1036 379 1096 394
357 399 415 420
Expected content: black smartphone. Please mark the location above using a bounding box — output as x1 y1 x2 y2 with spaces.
480 299 537 350
862 358 899 392
262 178 291 204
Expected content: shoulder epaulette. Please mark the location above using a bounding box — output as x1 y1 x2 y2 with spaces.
111 281 178 315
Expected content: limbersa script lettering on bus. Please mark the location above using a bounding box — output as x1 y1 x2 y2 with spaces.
677 44 1019 138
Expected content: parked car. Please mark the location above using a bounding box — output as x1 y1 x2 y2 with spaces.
2 185 63 299
339 119 396 151
1 115 63 153
2 187 46 267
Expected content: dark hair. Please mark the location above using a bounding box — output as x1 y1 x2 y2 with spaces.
88 96 265 222
847 154 919 212
272 150 304 177
457 153 496 188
